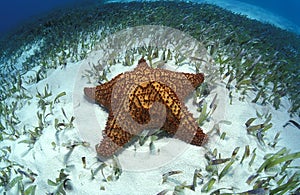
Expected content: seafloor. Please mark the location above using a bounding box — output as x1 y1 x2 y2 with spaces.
1 2 299 116
0 1 299 194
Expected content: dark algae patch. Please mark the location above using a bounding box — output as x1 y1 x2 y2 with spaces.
1 2 299 116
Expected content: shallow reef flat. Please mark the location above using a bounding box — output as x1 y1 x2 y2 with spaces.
0 1 299 194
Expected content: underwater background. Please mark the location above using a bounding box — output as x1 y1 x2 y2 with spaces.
237 0 300 28
0 0 300 194
1 0 300 35
0 0 91 35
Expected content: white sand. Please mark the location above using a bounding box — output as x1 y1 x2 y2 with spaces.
1 3 300 195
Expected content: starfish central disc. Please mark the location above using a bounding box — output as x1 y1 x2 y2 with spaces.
129 81 181 125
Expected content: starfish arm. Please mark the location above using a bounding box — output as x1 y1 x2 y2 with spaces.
96 112 134 158
183 72 204 89
151 81 208 145
162 105 208 146
84 73 123 110
150 69 204 100
190 127 208 146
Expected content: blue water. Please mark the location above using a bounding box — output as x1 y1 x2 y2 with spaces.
0 0 95 35
0 0 300 36
238 0 300 29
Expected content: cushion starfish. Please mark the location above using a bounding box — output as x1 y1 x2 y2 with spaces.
84 58 208 158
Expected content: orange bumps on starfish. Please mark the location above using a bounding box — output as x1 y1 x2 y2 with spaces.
84 58 208 159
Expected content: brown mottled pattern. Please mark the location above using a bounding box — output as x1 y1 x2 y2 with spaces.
84 58 207 158
84 73 123 111
129 81 181 125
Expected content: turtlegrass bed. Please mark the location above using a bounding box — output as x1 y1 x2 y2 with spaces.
0 1 299 194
